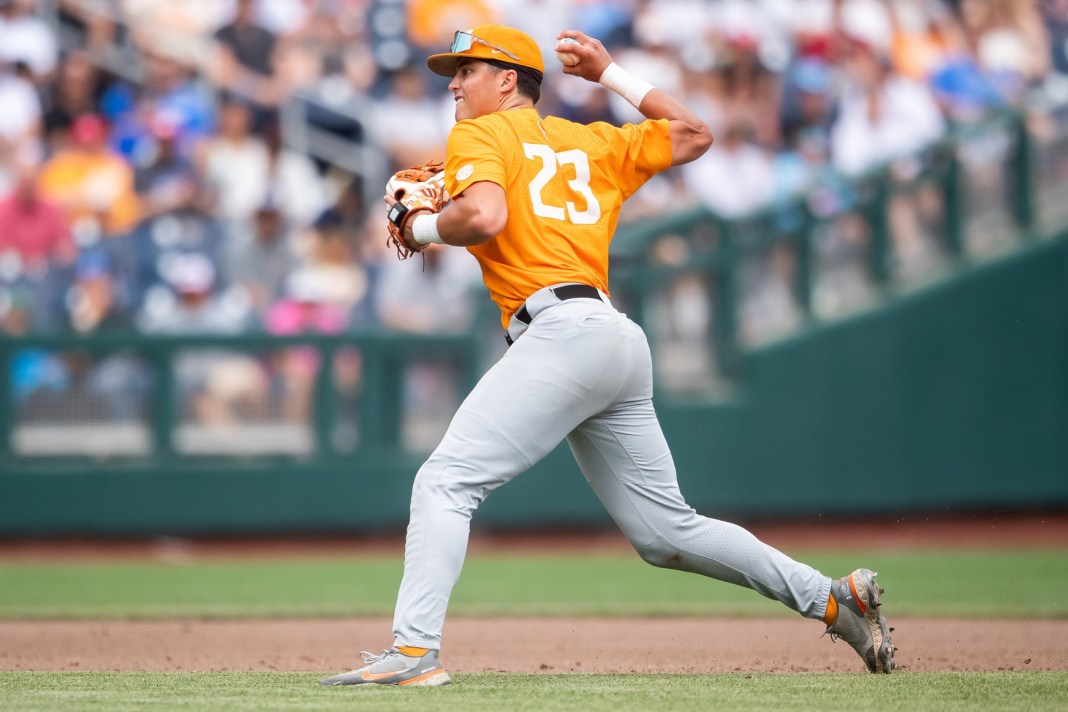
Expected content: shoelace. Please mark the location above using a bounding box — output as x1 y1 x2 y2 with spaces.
359 649 394 666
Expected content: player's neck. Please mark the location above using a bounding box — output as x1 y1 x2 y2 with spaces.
496 94 535 113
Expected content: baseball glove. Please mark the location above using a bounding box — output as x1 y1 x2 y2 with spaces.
385 160 449 260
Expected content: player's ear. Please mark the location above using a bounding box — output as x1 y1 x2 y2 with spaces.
499 67 517 92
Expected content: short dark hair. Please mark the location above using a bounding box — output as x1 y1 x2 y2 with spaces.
484 59 542 104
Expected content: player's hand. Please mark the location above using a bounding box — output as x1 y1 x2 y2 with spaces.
383 194 431 256
554 31 611 82
383 161 448 259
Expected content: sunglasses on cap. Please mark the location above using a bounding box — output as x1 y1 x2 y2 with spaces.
449 30 520 61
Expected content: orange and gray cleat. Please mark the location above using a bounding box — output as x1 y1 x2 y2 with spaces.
825 568 895 673
320 647 452 686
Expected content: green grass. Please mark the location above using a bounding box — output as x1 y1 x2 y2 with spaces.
2 550 1064 711
0 549 1065 619
1 671 1066 712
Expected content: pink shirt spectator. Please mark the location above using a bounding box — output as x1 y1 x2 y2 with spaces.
0 186 74 270
265 298 347 336
265 270 349 376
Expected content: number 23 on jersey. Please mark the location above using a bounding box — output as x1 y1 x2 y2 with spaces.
523 143 601 225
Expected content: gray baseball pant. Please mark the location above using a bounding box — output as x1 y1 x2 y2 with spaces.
392 286 832 649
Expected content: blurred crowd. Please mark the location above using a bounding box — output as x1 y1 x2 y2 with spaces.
1 0 1065 342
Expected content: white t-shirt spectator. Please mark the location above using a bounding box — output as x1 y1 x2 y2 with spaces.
831 76 946 176
682 140 775 218
201 135 269 222
0 11 58 76
268 148 328 228
0 71 40 142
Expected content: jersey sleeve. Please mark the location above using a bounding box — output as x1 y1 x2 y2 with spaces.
445 118 507 197
598 119 673 200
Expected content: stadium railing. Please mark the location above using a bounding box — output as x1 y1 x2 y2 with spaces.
0 332 480 464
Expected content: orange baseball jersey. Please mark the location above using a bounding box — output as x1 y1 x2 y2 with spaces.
444 107 672 326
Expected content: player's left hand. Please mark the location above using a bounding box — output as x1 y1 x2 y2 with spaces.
383 161 449 260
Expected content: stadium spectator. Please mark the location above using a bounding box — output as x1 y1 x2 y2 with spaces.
41 50 106 146
887 0 969 84
224 198 300 321
370 63 450 172
270 16 330 100
63 249 132 333
374 244 483 334
55 0 126 57
115 0 226 63
293 209 370 326
959 0 1051 102
132 113 199 221
682 117 775 218
261 118 328 228
318 175 372 249
209 0 283 125
0 158 75 272
124 198 230 308
103 45 216 166
136 251 245 333
0 54 41 190
264 267 353 423
711 8 785 149
196 97 270 227
829 38 946 176
1042 0 1068 75
248 0 310 37
38 113 140 242
831 36 947 277
0 0 59 83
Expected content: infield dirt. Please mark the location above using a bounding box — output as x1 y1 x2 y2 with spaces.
2 512 1066 674
2 616 1067 674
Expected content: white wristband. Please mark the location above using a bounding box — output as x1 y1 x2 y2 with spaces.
598 62 654 109
411 213 445 246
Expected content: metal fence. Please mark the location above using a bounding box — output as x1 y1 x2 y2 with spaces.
0 332 478 464
610 107 1061 394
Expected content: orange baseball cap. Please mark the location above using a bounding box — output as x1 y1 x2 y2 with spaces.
427 25 544 78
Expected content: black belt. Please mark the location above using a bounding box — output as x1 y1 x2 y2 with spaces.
514 284 601 325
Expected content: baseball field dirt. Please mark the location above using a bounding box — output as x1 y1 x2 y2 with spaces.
2 513 1066 674
3 617 1067 673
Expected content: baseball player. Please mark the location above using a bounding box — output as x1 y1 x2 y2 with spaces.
321 25 894 687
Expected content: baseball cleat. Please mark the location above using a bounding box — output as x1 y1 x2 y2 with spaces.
320 647 451 686
824 568 895 673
